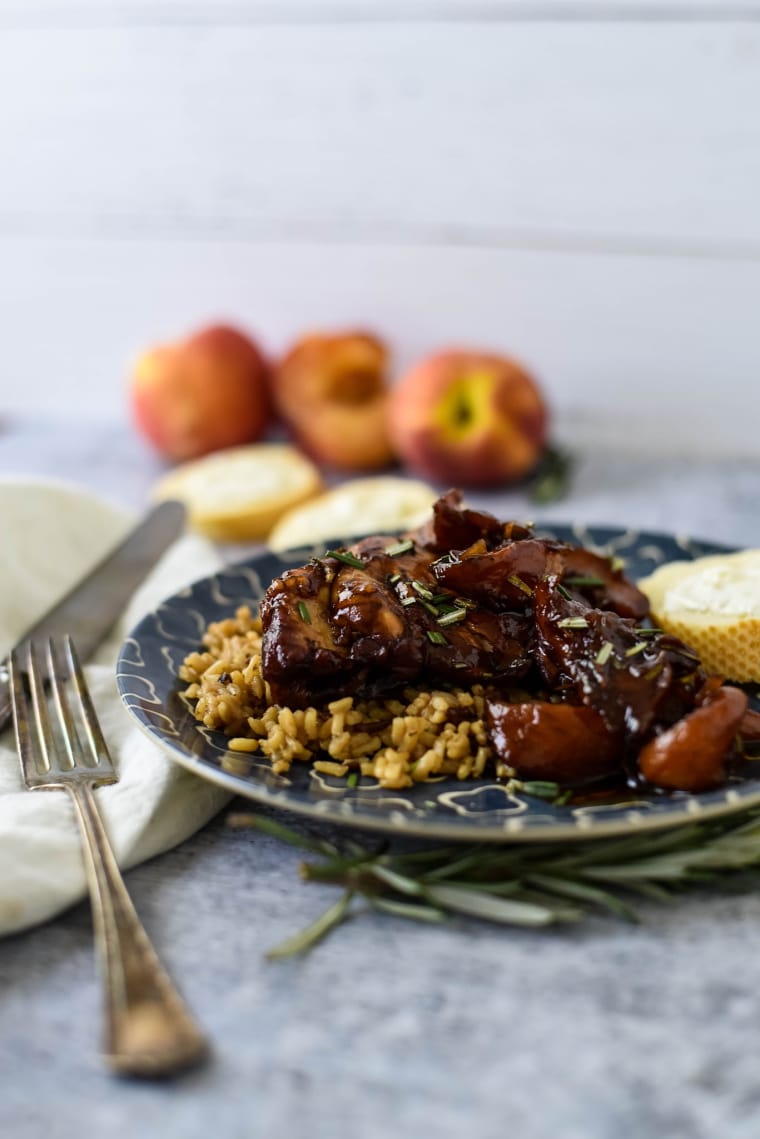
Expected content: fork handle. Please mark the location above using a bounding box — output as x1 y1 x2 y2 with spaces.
67 783 208 1077
0 663 12 735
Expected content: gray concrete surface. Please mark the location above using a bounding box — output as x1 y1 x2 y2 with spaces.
2 416 760 1139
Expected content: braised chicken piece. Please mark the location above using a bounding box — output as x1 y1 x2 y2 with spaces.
432 532 649 621
261 560 356 708
260 489 753 793
413 488 530 553
531 574 705 742
261 531 532 708
558 545 650 621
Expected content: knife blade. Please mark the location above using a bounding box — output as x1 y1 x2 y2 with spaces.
0 499 186 733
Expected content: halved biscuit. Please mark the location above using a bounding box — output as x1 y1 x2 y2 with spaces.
153 444 323 542
638 549 760 682
268 475 437 551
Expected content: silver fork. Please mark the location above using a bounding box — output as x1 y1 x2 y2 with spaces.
10 636 208 1077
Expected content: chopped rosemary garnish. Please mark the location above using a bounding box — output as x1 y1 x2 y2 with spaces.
625 642 648 658
297 601 311 624
412 580 434 600
558 617 589 629
453 597 477 610
427 629 448 646
436 608 467 627
385 539 415 557
637 626 663 637
519 780 561 800
564 575 606 588
595 641 614 666
326 549 364 569
507 573 533 597
557 583 573 601
388 572 402 585
400 596 417 608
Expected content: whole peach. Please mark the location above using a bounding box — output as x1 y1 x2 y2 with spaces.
274 331 395 472
388 349 548 487
131 324 271 463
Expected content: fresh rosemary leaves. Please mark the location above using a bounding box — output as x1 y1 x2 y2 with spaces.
229 808 760 958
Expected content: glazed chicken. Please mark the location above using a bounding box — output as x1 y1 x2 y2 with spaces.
261 532 533 706
261 490 752 793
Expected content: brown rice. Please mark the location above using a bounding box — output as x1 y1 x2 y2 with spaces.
179 605 499 790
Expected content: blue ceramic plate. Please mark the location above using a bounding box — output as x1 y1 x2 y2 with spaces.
116 524 760 842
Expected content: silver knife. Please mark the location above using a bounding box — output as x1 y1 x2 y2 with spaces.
0 499 186 733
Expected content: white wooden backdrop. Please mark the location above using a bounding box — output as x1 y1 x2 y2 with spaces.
1 2 759 456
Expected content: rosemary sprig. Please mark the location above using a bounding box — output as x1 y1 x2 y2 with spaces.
528 445 572 505
229 808 760 957
266 891 355 958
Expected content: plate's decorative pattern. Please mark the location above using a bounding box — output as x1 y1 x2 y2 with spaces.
116 525 760 842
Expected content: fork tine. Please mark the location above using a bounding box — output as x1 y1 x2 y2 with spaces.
47 638 86 771
62 636 114 773
9 646 36 782
27 641 62 778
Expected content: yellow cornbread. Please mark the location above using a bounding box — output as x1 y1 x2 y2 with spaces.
638 550 760 682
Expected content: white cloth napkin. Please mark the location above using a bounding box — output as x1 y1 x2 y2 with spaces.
0 478 232 936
